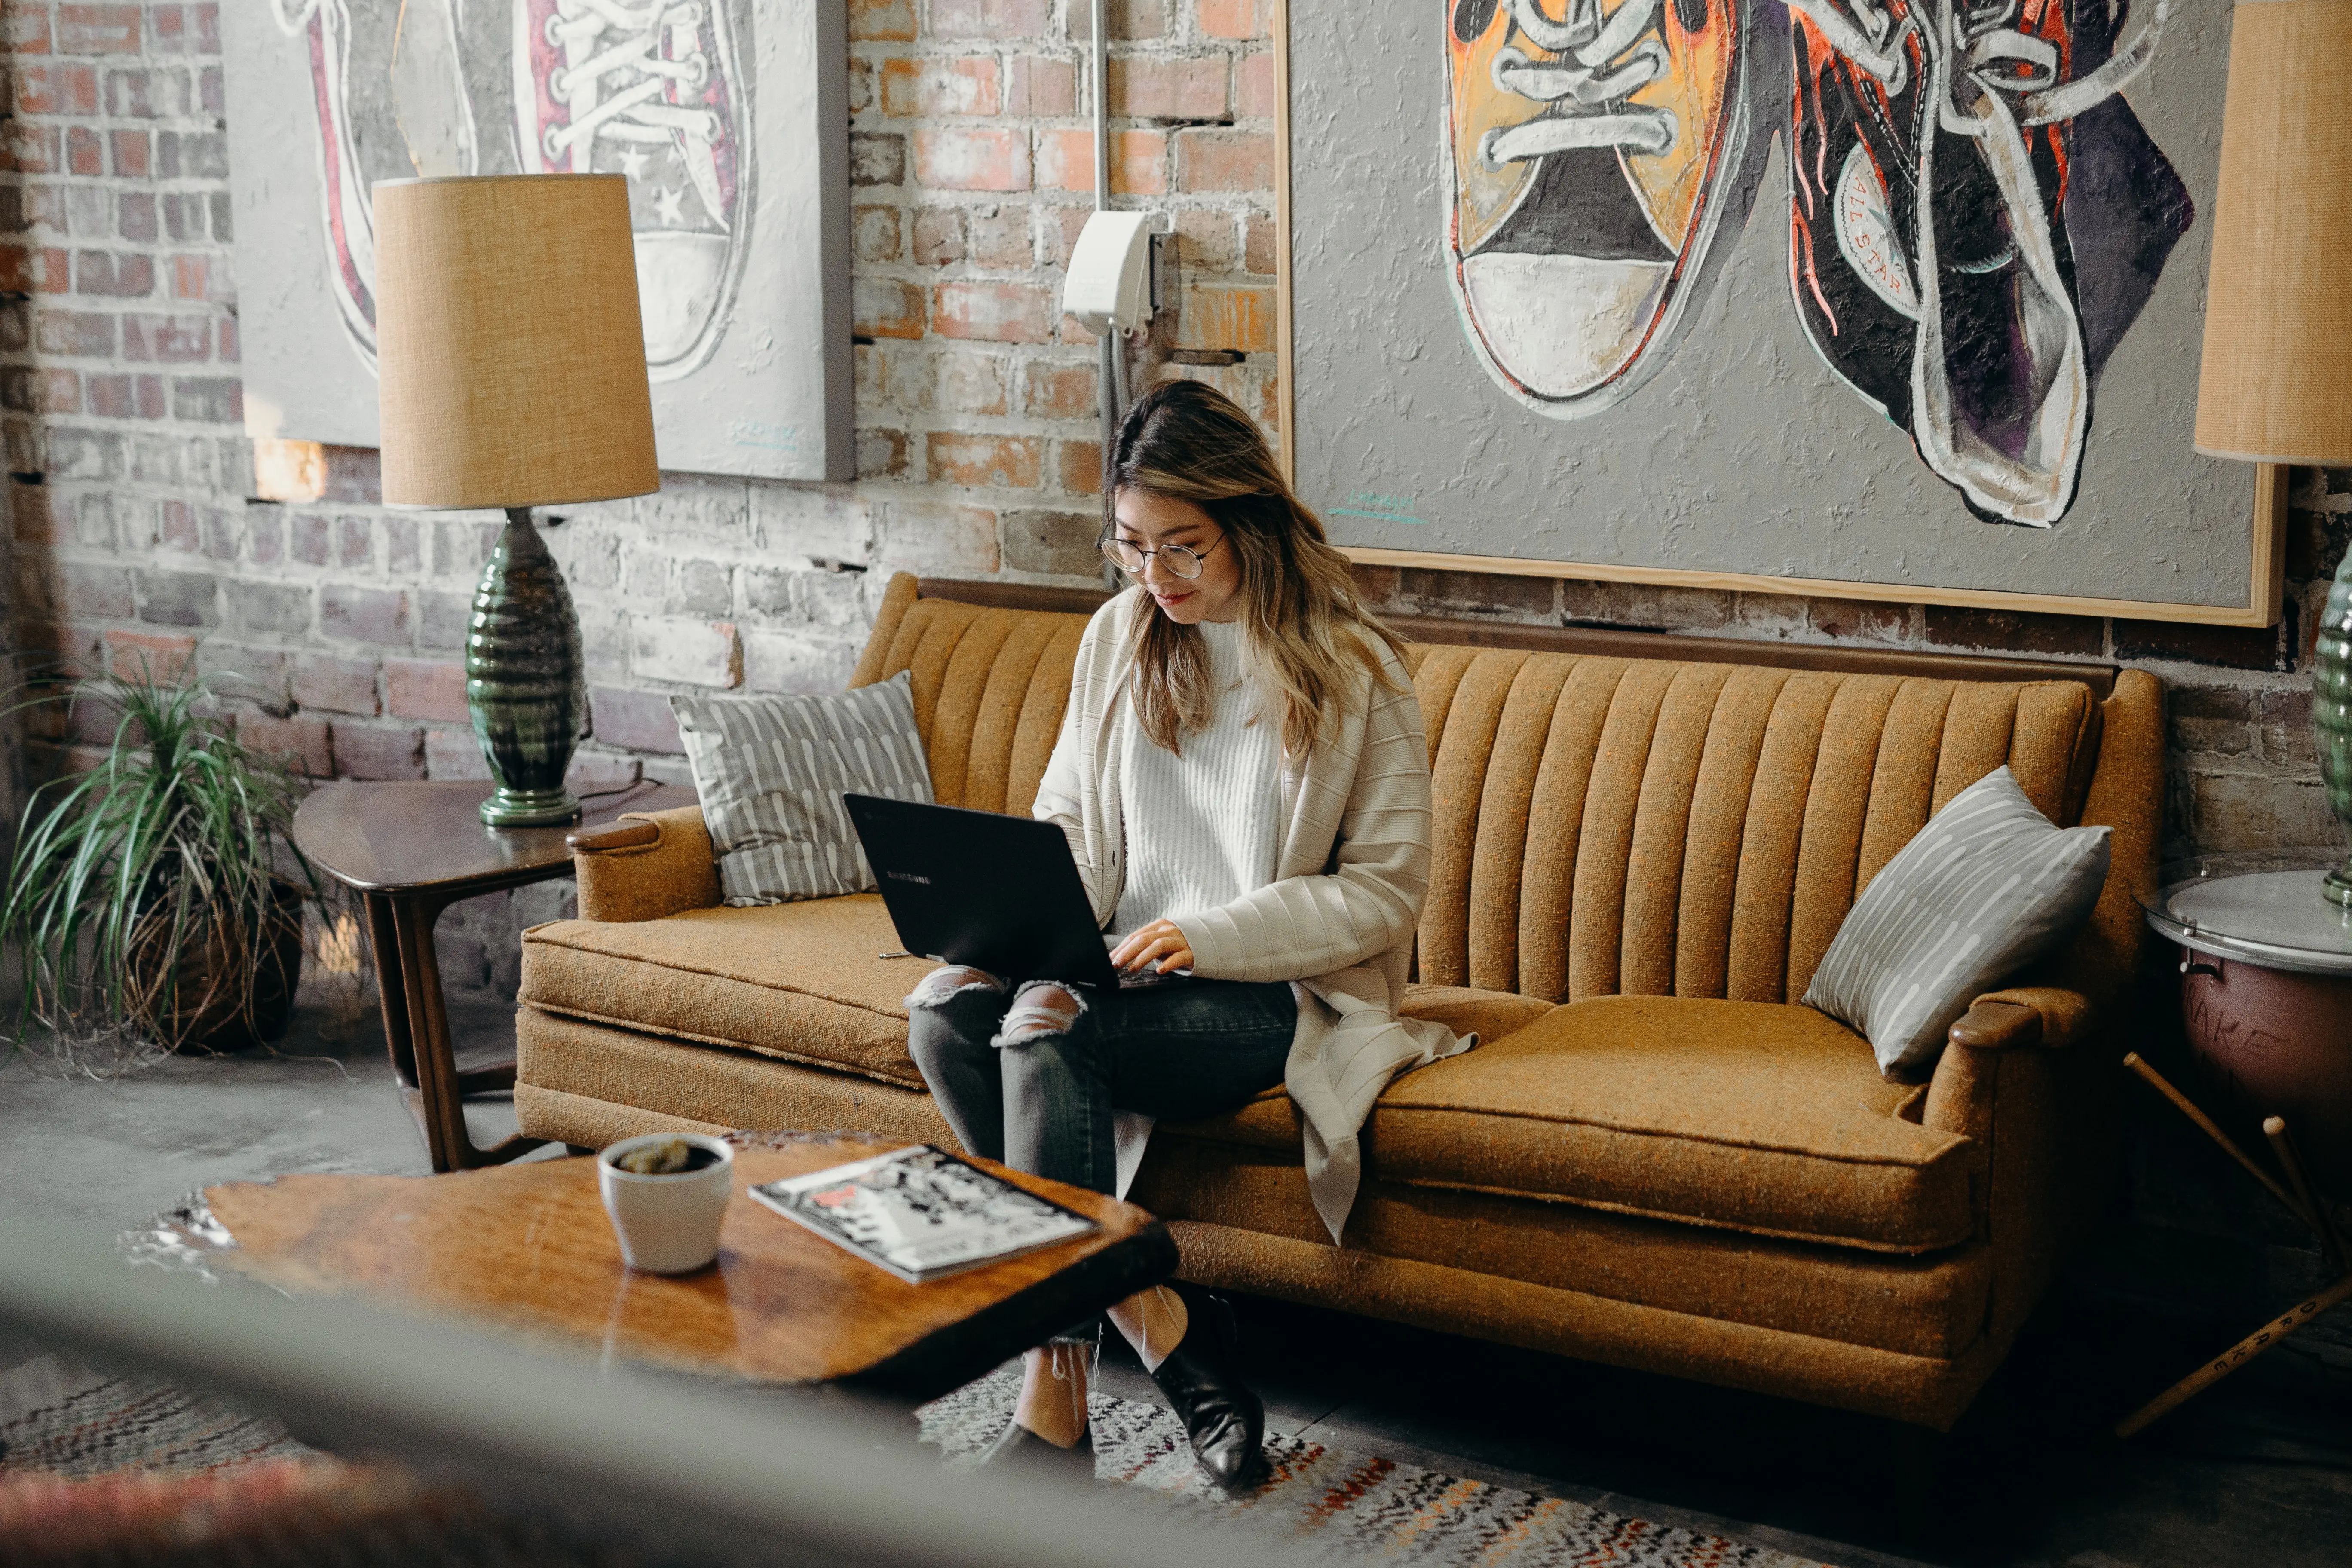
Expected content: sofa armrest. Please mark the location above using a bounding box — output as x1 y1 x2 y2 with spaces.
1947 998 2041 1051
1923 986 2095 1139
568 805 721 922
570 820 661 853
1958 985 2095 1051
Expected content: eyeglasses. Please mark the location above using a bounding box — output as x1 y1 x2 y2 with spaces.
1100 532 1223 580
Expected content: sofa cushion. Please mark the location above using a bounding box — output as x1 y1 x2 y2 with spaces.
521 895 929 1089
1368 995 1978 1253
515 1008 954 1150
1803 765 2111 1078
1129 1141 1993 1360
523 904 1561 1137
670 673 934 906
851 586 1095 816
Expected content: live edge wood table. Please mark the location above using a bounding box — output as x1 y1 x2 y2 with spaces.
291 779 695 1173
158 1136 1178 1400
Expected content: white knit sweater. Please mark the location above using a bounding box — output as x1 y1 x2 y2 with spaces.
1033 588 1471 1241
1112 619 1284 940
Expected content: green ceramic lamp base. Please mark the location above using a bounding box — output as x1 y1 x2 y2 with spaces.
479 786 582 829
2326 863 2352 911
467 507 588 834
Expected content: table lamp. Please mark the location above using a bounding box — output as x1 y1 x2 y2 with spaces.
374 174 659 828
2194 0 2352 906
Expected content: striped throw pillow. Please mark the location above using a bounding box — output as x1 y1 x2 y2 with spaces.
1802 766 2111 1078
670 673 933 906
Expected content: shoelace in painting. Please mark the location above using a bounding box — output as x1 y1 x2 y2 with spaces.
542 0 721 172
1780 0 2169 130
1468 0 1680 166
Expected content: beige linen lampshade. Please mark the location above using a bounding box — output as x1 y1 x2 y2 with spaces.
374 174 659 508
2194 0 2352 466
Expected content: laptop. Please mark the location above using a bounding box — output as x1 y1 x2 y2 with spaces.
843 794 1120 989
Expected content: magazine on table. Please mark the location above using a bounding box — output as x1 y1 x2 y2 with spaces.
747 1145 1098 1284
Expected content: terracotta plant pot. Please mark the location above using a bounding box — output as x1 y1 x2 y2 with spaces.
129 876 307 1053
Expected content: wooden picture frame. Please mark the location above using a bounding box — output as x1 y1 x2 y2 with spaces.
1268 2 2286 628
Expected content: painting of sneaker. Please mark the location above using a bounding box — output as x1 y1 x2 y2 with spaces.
516 0 753 382
1783 0 2188 526
226 0 849 478
272 0 511 368
269 0 392 368
1445 0 1768 416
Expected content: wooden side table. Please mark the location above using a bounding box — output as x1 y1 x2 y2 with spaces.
291 779 695 1173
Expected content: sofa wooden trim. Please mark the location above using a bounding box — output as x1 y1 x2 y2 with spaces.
912 576 2122 698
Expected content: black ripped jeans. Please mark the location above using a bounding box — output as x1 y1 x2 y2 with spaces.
906 972 1296 1197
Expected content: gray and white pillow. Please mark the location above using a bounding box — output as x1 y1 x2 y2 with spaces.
1803 766 2110 1078
670 673 932 906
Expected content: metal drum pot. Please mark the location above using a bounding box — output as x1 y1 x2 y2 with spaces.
2143 851 2352 1195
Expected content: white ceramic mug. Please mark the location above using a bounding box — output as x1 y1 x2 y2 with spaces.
597 1133 735 1274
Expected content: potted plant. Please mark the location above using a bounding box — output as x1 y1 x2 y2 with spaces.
3 660 319 1055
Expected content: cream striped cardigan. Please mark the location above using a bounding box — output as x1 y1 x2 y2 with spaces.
1031 587 1471 1241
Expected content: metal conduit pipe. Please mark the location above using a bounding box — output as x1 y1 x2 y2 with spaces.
1093 0 1122 483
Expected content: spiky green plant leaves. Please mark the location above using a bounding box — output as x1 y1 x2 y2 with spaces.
3 658 321 1053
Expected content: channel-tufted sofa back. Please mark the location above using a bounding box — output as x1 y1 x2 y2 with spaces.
850 574 2154 1012
1408 650 2104 1004
848 584 1092 815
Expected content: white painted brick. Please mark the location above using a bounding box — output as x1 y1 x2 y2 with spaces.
752 483 875 565
743 628 861 695
578 604 634 681
632 475 754 545
879 500 999 573
512 880 581 926
632 617 744 688
567 750 646 794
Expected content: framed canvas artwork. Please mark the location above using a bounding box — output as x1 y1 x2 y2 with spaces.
1277 0 2284 625
221 0 851 482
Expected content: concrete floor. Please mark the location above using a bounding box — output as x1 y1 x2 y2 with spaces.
3 995 2348 1567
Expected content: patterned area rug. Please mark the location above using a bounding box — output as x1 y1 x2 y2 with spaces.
2 1349 1831 1565
0 1353 309 1479
0 1353 628 1565
918 1367 1833 1567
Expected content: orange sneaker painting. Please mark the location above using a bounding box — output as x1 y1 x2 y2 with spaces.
1446 0 1768 417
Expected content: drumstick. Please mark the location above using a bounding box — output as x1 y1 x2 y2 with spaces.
2116 1271 2352 1438
2265 1116 2347 1271
2122 1053 2303 1219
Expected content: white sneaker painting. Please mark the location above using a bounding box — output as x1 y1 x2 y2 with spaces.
225 0 850 480
514 0 753 381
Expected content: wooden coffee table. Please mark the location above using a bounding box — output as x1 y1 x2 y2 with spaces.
291 778 695 1173
164 1135 1177 1400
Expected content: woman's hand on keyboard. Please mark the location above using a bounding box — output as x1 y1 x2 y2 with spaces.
1111 919 1195 977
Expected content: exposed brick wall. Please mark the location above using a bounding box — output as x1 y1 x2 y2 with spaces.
0 0 1282 790
1 0 2346 938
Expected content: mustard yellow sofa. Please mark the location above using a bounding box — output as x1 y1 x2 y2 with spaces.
514 573 2162 1430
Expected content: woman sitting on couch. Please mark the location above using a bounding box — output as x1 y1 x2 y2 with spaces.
905 379 1468 1491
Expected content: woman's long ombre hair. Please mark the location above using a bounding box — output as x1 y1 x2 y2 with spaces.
1106 379 1406 757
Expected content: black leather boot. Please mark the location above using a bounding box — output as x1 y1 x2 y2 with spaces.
975 1417 1096 1481
1148 1285 1269 1494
